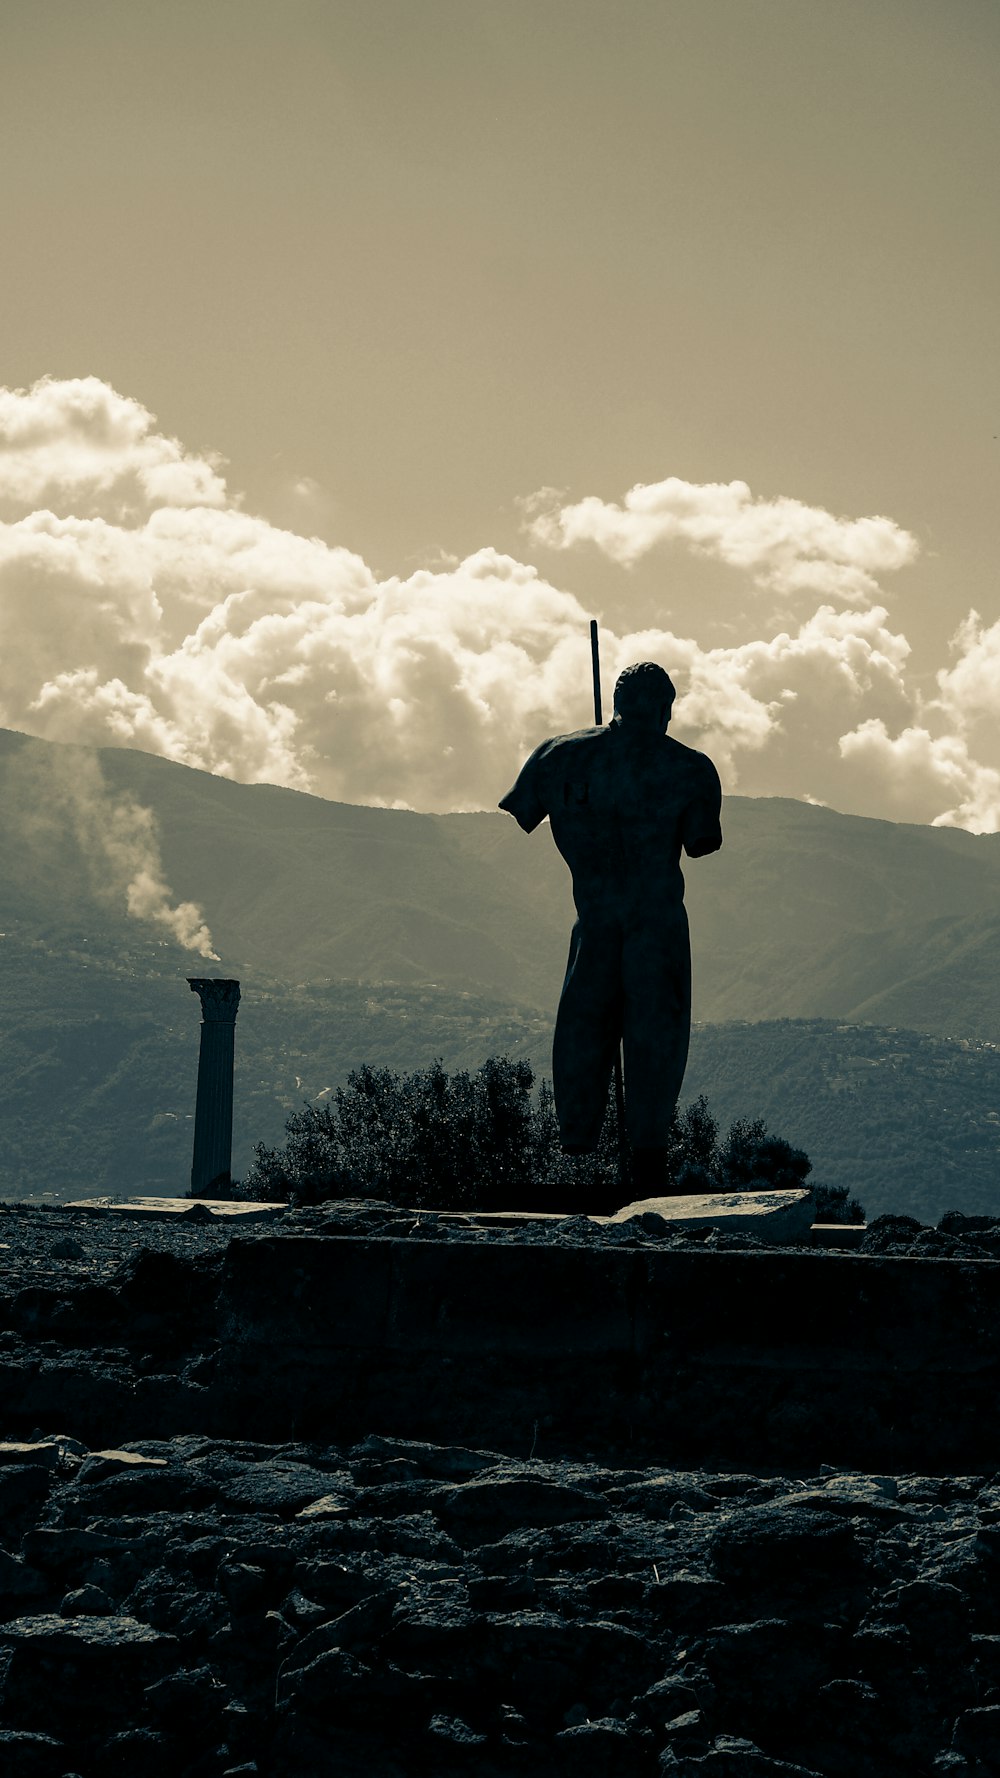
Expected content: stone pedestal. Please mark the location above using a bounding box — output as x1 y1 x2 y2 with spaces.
188 978 240 1196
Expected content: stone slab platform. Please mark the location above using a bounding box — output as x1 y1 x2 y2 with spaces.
432 1186 816 1243
810 1222 867 1249
443 1208 865 1246
62 1197 286 1223
608 1185 815 1239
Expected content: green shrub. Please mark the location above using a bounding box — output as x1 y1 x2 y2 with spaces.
239 1061 861 1220
242 1056 559 1211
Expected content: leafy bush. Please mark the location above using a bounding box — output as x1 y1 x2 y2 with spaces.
239 1059 862 1220
243 1057 554 1211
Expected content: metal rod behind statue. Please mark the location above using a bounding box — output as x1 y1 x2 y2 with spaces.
589 620 629 1190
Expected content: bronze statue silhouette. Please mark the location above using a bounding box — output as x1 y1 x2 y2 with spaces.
500 661 722 1197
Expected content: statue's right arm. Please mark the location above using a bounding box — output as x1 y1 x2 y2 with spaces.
498 744 548 833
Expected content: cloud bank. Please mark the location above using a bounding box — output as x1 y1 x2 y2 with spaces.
527 476 918 604
1 375 998 831
0 376 228 518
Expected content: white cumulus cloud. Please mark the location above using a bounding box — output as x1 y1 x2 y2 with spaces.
838 720 1000 833
936 611 1000 732
527 475 918 604
830 611 1000 834
0 376 229 519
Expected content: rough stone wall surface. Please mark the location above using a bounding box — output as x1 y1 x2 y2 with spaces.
217 1220 1000 1470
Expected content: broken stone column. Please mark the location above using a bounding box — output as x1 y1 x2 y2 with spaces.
188 978 241 1197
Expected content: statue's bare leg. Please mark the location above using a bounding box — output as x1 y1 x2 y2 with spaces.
621 909 691 1159
551 919 623 1153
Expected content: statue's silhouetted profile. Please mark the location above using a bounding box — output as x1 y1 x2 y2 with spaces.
500 662 722 1197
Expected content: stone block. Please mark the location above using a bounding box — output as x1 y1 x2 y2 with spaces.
219 1235 393 1347
810 1223 867 1249
214 1228 1000 1466
0 1613 178 1729
77 1449 169 1481
0 1442 63 1468
384 1239 640 1356
605 1187 815 1243
61 1196 286 1222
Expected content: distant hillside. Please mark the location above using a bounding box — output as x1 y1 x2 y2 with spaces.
4 726 1000 1220
3 725 1000 1038
2 911 999 1223
684 1019 1000 1226
0 930 548 1200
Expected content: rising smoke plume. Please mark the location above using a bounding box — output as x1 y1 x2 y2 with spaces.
81 764 220 958
18 745 218 959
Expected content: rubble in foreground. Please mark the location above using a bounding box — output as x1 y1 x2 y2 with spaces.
2 1430 1000 1777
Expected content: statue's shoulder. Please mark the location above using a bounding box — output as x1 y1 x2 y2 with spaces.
545 725 604 748
661 733 712 765
532 726 604 765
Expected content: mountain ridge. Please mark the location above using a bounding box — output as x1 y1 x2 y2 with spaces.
3 725 1000 1219
4 723 1000 1037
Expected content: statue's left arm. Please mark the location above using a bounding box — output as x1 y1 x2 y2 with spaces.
681 756 723 858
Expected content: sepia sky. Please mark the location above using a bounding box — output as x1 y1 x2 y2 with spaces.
2 0 999 826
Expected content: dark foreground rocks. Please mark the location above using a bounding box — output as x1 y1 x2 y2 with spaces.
2 1432 1000 1776
4 1203 1000 1773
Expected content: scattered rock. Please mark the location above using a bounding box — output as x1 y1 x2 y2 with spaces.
433 1476 611 1536
59 1585 114 1617
555 1714 650 1775
709 1504 864 1589
0 1550 46 1607
0 1731 67 1778
952 1706 1000 1761
0 1443 62 1470
663 1736 826 1775
0 1613 178 1733
48 1238 85 1261
698 1619 843 1735
860 1214 925 1254
188 1455 338 1514
0 1205 997 1772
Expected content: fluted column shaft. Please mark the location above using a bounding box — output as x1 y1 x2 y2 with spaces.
188 978 241 1196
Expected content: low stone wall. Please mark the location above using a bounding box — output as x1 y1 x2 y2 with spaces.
217 1233 1000 1470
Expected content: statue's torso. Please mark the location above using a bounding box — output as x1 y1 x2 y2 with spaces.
504 724 721 924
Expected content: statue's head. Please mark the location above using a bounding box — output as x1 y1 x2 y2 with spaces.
612 661 676 733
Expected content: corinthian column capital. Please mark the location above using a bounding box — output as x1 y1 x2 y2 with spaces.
188 978 241 1024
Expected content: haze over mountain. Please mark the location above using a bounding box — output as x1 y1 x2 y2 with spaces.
3 724 1000 1220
